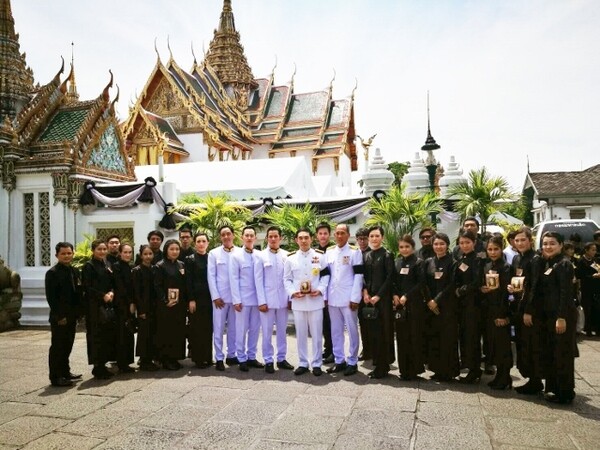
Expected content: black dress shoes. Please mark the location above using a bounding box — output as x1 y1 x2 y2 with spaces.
458 370 482 384
67 372 82 380
322 354 334 364
313 367 323 376
277 360 294 370
294 366 309 376
326 362 347 374
119 366 136 374
216 360 225 371
544 392 575 404
247 359 264 369
265 363 275 374
92 366 114 380
344 364 358 376
515 379 544 395
225 357 239 366
139 362 160 372
51 377 73 387
239 362 249 372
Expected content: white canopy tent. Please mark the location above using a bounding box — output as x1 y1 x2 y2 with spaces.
135 157 319 200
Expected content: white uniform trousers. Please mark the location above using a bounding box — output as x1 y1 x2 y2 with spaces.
235 305 260 362
293 309 323 368
260 308 289 364
329 305 360 366
213 303 237 361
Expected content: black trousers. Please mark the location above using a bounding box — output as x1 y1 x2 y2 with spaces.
322 306 332 356
188 305 213 364
49 318 76 381
358 300 372 358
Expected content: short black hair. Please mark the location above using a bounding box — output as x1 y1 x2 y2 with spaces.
432 232 450 246
242 225 256 235
91 238 106 251
193 231 209 241
55 242 73 254
398 234 415 248
507 230 518 240
315 222 331 234
368 225 384 237
295 227 312 238
106 234 120 242
463 217 480 227
179 227 193 237
458 229 477 242
218 224 234 235
419 227 435 238
147 230 164 241
355 227 369 238
266 226 282 236
542 231 564 244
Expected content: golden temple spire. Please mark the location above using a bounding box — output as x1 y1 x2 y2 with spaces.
65 42 79 104
0 0 34 121
205 0 257 110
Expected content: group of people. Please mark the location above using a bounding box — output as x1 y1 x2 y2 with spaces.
44 218 600 405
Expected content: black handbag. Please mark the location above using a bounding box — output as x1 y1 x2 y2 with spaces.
362 306 379 320
395 306 408 321
98 304 117 325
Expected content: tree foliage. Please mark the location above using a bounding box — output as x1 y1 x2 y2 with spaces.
388 161 411 187
172 193 253 248
364 184 443 255
259 203 329 251
72 234 94 270
447 167 517 233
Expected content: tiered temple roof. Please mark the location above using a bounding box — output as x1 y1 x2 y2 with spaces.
124 0 357 172
0 0 135 195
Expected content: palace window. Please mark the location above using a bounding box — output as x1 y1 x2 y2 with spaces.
23 191 51 267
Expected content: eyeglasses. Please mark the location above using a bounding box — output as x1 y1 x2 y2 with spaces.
420 235 433 240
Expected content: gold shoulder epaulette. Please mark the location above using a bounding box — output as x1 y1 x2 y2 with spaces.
327 244 336 250
314 249 324 254
288 250 297 256
349 245 358 250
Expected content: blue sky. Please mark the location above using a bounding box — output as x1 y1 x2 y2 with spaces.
11 0 600 190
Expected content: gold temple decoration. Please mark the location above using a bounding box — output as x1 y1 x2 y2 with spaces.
205 0 257 110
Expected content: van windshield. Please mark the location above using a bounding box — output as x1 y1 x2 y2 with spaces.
539 222 599 243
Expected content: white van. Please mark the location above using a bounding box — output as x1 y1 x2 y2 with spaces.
531 219 600 250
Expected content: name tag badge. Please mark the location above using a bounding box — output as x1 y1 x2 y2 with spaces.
516 268 523 276
544 268 553 276
342 256 350 265
179 268 185 275
459 263 469 272
434 271 443 280
400 267 410 275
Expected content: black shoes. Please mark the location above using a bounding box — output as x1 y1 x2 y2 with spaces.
92 366 114 380
344 365 358 376
326 362 347 374
313 367 323 376
277 360 294 370
195 361 211 369
239 362 249 372
225 357 239 366
265 363 275 374
50 377 73 387
459 370 482 384
515 379 544 395
294 366 309 376
164 360 181 371
139 362 160 372
216 360 225 371
247 359 265 369
322 354 334 364
544 392 575 404
119 366 135 374
67 372 82 380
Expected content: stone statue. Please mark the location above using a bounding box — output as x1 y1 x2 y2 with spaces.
357 133 377 162
0 256 22 331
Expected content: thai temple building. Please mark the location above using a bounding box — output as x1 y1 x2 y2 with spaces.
0 0 471 325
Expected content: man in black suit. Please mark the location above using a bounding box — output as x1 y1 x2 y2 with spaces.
45 242 83 387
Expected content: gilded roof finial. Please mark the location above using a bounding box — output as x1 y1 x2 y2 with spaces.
290 63 297 91
111 84 120 108
191 41 198 68
102 69 114 102
154 37 161 62
65 42 79 104
270 55 278 79
329 68 336 91
167 35 173 62
351 78 358 100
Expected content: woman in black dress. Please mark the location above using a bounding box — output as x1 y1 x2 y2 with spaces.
154 239 188 370
186 232 213 368
82 239 117 379
392 234 426 380
362 225 395 379
526 232 577 404
576 242 600 336
423 233 459 382
112 243 136 373
480 235 512 389
132 245 159 371
455 230 484 384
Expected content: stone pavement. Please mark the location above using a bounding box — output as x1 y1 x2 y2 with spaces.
0 329 599 450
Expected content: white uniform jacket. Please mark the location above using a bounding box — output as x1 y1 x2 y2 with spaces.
254 248 289 309
326 243 364 307
207 246 239 304
284 248 330 312
229 248 259 306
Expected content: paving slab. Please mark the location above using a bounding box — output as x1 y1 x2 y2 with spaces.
21 431 104 450
267 412 345 444
34 393 117 419
176 421 260 449
488 416 577 449
285 394 355 417
59 405 150 439
0 402 41 425
341 409 415 438
179 385 244 409
96 426 186 450
242 380 309 403
211 398 288 425
333 433 411 449
139 404 217 431
414 424 492 449
0 416 70 446
417 401 486 428
251 440 329 450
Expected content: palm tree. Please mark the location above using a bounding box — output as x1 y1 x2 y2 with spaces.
364 184 443 255
447 167 517 233
172 193 253 248
259 203 328 250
